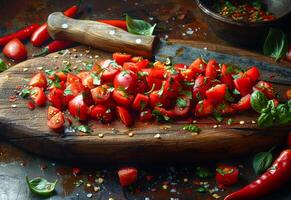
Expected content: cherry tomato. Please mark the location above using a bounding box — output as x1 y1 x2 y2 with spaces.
114 70 138 93
234 77 252 97
91 85 111 104
231 94 251 111
253 80 275 99
47 88 64 109
216 164 239 187
29 72 47 88
3 38 27 60
174 96 191 117
90 104 113 123
206 84 227 104
47 106 61 120
285 89 291 100
194 99 214 117
139 109 152 122
117 167 138 187
245 66 260 83
68 94 89 120
101 59 121 82
116 106 133 126
132 93 149 111
113 52 132 65
205 59 218 80
30 87 46 106
47 111 64 130
113 89 134 106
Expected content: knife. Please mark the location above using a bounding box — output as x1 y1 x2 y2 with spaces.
47 12 291 85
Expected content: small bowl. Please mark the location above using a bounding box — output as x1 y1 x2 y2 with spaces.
195 0 291 46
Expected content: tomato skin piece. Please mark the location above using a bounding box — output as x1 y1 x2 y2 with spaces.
205 84 227 105
231 94 251 111
91 85 111 104
174 96 191 117
47 106 61 120
154 107 176 118
116 106 133 127
30 87 46 106
3 38 27 61
47 111 65 130
113 53 132 65
216 165 239 187
29 72 47 88
47 88 64 109
194 99 214 117
245 66 260 83
285 89 291 100
220 75 234 90
114 70 138 94
113 89 134 107
205 59 218 80
68 94 89 121
117 167 138 187
253 81 275 99
132 93 149 111
234 77 252 97
139 109 152 122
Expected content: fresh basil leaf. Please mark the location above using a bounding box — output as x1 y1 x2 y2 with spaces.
182 124 201 133
26 176 57 197
0 59 7 72
75 125 92 133
263 28 288 61
64 86 72 96
152 110 171 123
224 88 235 102
19 89 31 98
251 91 268 113
90 73 102 86
213 111 224 123
258 112 273 127
125 14 156 36
176 97 187 108
253 149 273 174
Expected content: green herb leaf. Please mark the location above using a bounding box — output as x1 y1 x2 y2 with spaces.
227 118 233 125
152 110 171 123
251 90 268 113
176 97 187 108
157 81 166 97
64 86 72 96
213 111 224 123
258 112 273 127
196 187 208 193
263 28 288 61
216 168 234 176
90 73 102 86
179 90 192 99
19 89 31 98
196 167 213 178
224 88 235 102
26 176 57 197
125 14 156 36
182 124 201 133
0 59 7 72
75 125 92 133
253 148 273 174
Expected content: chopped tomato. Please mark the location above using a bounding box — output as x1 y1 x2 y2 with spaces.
116 106 133 126
81 74 95 89
114 70 138 94
27 101 35 110
163 76 181 98
220 75 234 90
68 94 89 120
192 75 211 101
91 85 111 104
30 87 46 106
139 109 152 122
194 99 214 117
136 59 149 69
245 66 260 83
231 94 251 111
206 84 227 104
49 71 67 82
154 106 176 119
47 88 64 109
216 164 239 187
216 102 235 115
113 53 132 65
253 80 275 99
47 106 61 120
29 72 47 88
146 68 167 90
90 104 113 123
123 62 138 73
67 73 81 84
132 93 149 111
47 111 64 130
234 76 252 96
3 38 27 61
174 96 191 117
149 90 170 108
285 89 291 100
113 89 134 106
205 59 218 80
101 59 121 82
117 167 138 187
189 58 206 73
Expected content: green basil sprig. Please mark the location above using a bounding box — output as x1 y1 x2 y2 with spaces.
250 90 267 113
125 14 156 36
253 147 274 174
26 176 57 197
0 59 7 72
263 28 288 61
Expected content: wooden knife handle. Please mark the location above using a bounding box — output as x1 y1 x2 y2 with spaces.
47 12 158 57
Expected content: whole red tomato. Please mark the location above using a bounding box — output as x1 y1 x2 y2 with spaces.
3 38 27 61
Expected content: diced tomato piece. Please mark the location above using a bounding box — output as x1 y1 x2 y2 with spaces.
77 71 90 80
113 89 134 107
114 70 138 94
216 164 239 187
220 75 234 90
30 87 46 106
68 94 89 120
163 77 181 98
29 72 47 88
100 59 121 82
206 84 227 104
90 104 113 123
132 93 149 111
189 58 206 73
216 102 235 115
146 68 167 90
174 96 191 117
47 106 61 120
149 91 169 108
27 101 35 110
231 94 251 111
194 99 214 117
116 106 133 126
117 167 138 187
136 79 148 94
136 59 149 69
139 109 152 122
245 66 260 83
123 62 139 73
82 74 95 89
285 89 291 100
131 56 143 63
221 64 236 76
205 59 218 80
91 85 111 104
113 52 132 65
64 82 85 105
234 77 252 96
67 73 81 84
47 111 64 130
153 61 165 69
55 71 67 82
154 107 176 119
253 81 275 99
47 88 64 109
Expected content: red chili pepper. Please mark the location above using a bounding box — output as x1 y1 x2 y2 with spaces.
33 40 75 57
0 24 39 46
97 20 127 30
224 149 291 200
30 3 80 46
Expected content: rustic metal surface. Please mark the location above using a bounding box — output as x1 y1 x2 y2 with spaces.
0 0 291 199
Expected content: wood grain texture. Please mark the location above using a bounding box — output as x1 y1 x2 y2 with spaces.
0 41 290 164
47 12 158 58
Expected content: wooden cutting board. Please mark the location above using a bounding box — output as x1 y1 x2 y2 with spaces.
0 40 290 164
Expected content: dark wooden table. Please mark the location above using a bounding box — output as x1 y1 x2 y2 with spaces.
0 0 290 199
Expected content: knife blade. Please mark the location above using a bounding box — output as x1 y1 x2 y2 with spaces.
47 12 291 85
